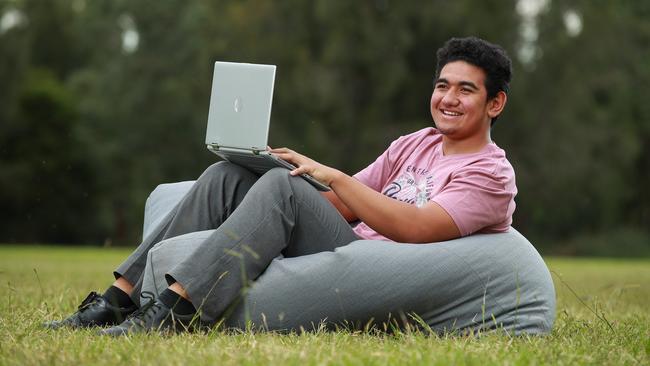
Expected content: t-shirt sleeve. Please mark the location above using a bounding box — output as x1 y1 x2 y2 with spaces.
353 128 434 192
353 139 401 192
431 161 516 236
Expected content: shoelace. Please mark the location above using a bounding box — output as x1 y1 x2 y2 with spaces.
124 291 161 327
77 291 102 312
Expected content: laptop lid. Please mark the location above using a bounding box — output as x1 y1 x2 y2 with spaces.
205 61 276 152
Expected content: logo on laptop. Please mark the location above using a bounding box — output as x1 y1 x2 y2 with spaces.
233 96 243 113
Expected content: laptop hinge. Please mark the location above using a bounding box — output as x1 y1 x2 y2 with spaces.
207 144 266 155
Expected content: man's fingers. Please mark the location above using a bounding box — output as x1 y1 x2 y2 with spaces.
270 147 291 153
290 164 311 176
273 152 294 162
290 167 304 176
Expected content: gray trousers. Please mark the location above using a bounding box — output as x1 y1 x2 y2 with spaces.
115 162 359 324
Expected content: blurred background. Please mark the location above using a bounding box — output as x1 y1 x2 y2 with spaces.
0 0 648 256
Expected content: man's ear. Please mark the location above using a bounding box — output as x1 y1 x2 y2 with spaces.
487 91 507 119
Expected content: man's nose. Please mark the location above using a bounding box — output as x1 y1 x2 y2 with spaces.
441 90 459 106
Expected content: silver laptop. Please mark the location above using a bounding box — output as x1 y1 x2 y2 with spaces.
205 61 330 191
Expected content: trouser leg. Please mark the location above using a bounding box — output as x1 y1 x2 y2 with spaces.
166 168 359 324
114 162 258 303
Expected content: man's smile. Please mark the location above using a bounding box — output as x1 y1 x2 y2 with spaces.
440 109 463 117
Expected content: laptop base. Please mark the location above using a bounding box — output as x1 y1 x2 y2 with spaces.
207 146 331 192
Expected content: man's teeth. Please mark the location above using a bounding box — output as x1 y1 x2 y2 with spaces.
442 110 461 116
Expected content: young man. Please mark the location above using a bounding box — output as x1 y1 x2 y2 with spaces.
44 36 516 336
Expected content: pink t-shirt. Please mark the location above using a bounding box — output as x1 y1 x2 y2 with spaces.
352 127 517 241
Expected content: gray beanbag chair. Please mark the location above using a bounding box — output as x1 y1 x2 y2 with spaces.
140 181 556 335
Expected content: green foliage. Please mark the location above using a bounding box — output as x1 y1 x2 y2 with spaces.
504 0 650 246
0 0 648 253
0 68 101 243
546 227 650 258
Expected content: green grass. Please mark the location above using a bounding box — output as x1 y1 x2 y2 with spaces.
1 246 649 365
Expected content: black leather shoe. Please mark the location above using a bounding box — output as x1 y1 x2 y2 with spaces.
43 291 137 329
98 292 199 337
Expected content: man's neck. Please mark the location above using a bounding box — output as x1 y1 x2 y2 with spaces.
441 132 492 156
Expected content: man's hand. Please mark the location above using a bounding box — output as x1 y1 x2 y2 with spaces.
268 147 342 186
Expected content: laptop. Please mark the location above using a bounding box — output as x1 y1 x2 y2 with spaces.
205 61 330 191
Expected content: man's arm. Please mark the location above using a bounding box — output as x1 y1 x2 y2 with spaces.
321 191 358 222
270 148 460 243
328 172 460 242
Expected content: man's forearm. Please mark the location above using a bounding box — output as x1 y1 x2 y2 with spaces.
329 171 460 243
321 191 357 222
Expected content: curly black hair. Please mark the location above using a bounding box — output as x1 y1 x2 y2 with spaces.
435 36 512 101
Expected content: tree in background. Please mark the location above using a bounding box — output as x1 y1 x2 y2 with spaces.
0 0 648 256
0 0 101 243
502 0 650 255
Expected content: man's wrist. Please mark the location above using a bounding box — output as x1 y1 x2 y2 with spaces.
328 169 346 187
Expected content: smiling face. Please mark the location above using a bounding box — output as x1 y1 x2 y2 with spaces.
430 61 506 147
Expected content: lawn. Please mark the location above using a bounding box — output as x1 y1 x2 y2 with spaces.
1 245 648 365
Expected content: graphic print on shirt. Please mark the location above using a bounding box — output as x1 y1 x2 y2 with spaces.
382 165 435 207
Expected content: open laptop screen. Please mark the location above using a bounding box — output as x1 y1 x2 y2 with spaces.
205 61 276 151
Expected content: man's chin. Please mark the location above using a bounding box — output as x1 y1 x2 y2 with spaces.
435 126 455 136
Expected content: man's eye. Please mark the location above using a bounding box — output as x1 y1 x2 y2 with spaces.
435 84 447 89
